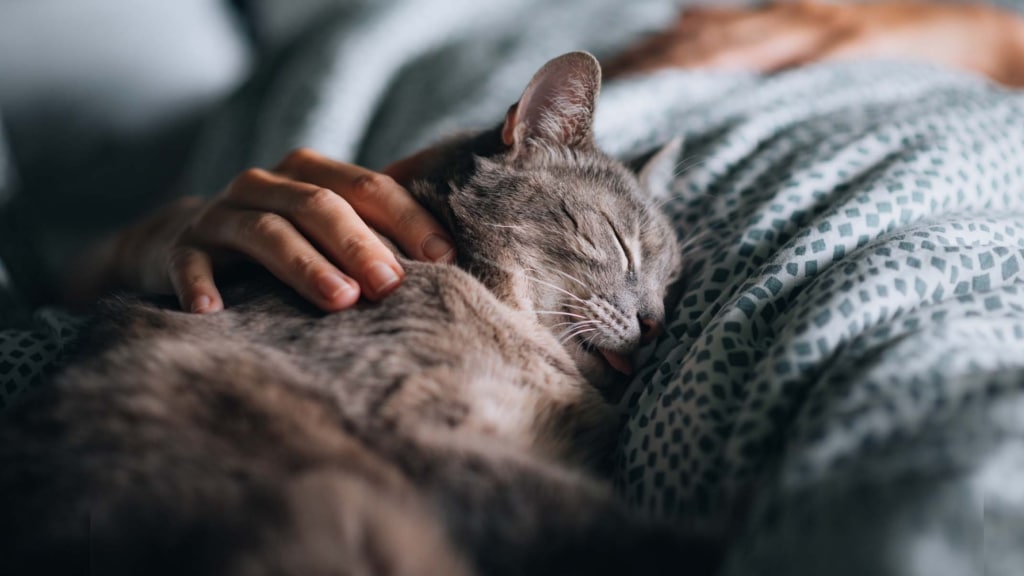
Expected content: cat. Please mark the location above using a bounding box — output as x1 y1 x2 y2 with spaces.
0 52 716 576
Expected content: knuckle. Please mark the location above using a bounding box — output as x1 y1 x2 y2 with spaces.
166 247 193 271
347 172 394 201
180 270 207 291
338 233 377 261
167 250 208 291
280 147 319 173
172 196 204 212
394 206 424 231
178 220 201 243
288 251 324 278
232 167 270 191
191 207 219 236
297 186 341 215
245 212 288 239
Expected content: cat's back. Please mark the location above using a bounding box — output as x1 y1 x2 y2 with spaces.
3 258 608 482
89 260 589 416
0 259 607 575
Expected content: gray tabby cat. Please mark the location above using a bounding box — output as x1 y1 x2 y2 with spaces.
0 52 715 575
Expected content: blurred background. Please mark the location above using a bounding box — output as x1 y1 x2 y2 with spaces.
0 0 249 228
0 0 369 303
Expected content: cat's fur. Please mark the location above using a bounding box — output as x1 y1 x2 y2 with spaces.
0 53 714 575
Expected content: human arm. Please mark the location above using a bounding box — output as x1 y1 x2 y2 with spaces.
66 147 454 314
603 0 1024 88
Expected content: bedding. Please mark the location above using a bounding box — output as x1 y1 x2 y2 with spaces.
3 0 1024 573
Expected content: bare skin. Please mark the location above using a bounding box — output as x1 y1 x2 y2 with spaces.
70 147 452 314
72 1 1024 315
603 0 1024 88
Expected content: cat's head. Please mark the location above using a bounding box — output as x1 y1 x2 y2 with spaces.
411 52 681 389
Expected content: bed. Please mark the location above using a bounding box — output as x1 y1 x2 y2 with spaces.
3 1 1023 573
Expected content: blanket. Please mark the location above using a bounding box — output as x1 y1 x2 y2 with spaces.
4 1 1024 573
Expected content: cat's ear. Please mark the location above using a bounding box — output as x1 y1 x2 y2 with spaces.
501 51 601 151
638 136 683 197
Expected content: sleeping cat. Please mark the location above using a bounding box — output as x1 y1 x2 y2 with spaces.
0 52 714 575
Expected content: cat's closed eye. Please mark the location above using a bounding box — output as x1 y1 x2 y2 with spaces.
602 213 634 275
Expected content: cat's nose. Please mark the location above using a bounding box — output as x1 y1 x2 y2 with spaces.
638 314 662 344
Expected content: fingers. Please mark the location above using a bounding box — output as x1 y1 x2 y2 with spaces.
168 147 452 314
191 205 361 311
168 246 223 314
278 148 455 264
225 168 406 301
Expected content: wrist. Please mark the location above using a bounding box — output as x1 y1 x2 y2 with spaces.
61 196 203 306
61 232 123 308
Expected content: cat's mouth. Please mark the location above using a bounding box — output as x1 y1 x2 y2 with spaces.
580 340 634 376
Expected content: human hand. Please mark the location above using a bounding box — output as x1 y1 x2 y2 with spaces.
603 1 1024 87
86 148 454 313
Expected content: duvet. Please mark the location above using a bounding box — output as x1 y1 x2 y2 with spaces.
2 1 1023 574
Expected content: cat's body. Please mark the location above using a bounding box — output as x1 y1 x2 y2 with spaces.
0 53 712 575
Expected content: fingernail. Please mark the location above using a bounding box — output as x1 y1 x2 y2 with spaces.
317 273 356 302
367 262 401 296
422 234 455 262
191 295 212 313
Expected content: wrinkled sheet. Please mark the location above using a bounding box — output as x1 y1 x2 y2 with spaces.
6 1 1024 573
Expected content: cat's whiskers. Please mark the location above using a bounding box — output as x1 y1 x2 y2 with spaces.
521 273 589 308
651 189 718 213
532 295 591 315
672 154 707 177
558 320 602 340
461 253 582 302
551 320 602 332
479 221 522 229
556 301 591 314
678 227 715 254
459 254 599 332
459 253 591 311
646 154 714 212
561 333 597 354
543 267 588 291
530 310 589 320
559 326 598 346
